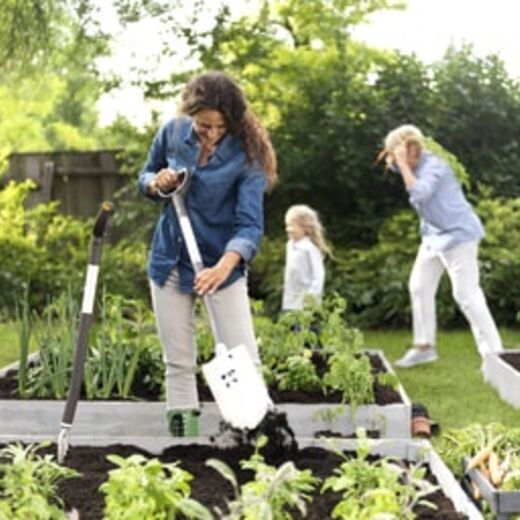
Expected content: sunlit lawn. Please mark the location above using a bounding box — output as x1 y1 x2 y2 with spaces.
0 322 22 368
365 328 520 430
0 321 38 368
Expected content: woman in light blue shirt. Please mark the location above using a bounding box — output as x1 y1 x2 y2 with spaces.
138 72 277 436
383 125 502 370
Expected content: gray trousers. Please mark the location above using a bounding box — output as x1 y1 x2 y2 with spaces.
150 270 261 411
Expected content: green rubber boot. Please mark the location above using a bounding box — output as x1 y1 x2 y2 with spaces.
167 409 199 437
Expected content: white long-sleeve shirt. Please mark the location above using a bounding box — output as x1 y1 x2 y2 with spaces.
282 236 325 310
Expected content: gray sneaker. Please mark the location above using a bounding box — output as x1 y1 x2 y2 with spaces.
394 347 438 368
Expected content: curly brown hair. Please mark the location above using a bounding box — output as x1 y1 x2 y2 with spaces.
179 71 277 190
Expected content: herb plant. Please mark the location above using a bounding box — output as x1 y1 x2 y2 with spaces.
101 453 212 520
322 430 438 519
0 442 78 519
206 435 318 519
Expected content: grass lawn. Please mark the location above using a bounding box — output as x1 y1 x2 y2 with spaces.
365 327 520 430
0 321 38 368
0 321 22 368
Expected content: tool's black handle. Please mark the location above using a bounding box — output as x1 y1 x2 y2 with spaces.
61 315 92 425
60 202 114 427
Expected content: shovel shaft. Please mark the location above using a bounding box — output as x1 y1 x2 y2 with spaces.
171 191 224 344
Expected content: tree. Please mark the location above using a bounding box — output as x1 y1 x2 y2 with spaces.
431 45 520 197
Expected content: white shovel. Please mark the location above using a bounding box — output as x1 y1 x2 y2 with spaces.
158 169 272 429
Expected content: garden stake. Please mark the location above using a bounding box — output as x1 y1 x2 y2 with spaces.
158 169 272 430
57 201 114 463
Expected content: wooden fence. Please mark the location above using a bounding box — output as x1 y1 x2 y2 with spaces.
3 150 127 217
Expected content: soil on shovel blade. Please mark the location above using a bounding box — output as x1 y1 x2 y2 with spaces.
0 352 402 405
501 351 520 373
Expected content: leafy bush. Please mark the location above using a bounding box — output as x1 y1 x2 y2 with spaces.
477 194 520 324
0 442 78 519
84 293 163 399
436 423 520 478
323 430 438 519
207 435 318 519
101 454 211 520
0 180 149 316
26 290 163 400
251 295 395 408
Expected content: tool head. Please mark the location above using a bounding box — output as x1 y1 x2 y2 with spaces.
57 426 70 463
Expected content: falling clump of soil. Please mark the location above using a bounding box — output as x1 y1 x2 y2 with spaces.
209 410 298 460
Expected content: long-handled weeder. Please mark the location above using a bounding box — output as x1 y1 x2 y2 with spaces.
57 201 114 463
158 170 272 430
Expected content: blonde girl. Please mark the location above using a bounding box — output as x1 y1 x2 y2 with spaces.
282 204 329 310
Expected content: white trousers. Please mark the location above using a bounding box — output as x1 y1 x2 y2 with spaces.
150 270 261 411
409 240 502 357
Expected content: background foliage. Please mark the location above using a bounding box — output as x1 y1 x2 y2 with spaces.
1 0 519 328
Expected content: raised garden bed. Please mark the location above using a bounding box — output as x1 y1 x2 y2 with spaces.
464 456 520 520
483 350 520 409
0 350 411 445
0 438 482 520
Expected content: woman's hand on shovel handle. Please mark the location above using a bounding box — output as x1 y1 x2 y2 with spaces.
194 251 241 295
150 169 181 195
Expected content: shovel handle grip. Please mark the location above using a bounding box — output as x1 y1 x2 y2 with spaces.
92 201 114 238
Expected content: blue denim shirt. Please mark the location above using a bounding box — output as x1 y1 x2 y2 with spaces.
407 151 484 252
138 117 267 292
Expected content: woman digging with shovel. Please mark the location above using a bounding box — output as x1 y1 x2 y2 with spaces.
138 71 277 437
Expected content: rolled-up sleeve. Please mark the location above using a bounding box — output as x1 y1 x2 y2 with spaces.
137 124 169 200
225 164 267 263
408 159 447 205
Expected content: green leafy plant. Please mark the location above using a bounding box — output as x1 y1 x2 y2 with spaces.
206 435 318 519
436 423 520 478
101 453 212 520
0 442 78 519
250 294 393 409
15 283 33 397
275 353 321 392
27 289 78 398
84 292 162 399
322 430 438 519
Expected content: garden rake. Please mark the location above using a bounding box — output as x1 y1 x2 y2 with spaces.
158 168 272 430
57 201 114 463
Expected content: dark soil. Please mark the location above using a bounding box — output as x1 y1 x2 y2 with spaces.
0 352 402 405
48 441 467 520
501 352 520 373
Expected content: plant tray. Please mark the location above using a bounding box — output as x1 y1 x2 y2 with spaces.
484 350 520 409
464 456 520 519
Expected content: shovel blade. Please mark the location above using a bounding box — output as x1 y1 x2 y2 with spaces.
202 344 271 429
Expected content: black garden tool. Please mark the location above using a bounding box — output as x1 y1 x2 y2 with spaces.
57 201 114 463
